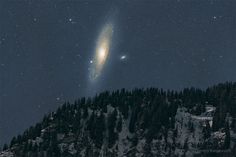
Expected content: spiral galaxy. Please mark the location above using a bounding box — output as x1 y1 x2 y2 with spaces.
89 23 113 81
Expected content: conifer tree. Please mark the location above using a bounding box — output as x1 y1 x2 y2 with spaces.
224 121 230 149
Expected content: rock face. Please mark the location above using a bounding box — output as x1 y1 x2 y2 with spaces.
1 82 236 157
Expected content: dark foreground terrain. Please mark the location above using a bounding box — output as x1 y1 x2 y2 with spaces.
1 82 236 157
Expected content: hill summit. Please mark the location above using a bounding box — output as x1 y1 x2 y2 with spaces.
1 82 236 157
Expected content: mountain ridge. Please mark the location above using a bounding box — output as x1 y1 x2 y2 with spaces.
1 82 236 157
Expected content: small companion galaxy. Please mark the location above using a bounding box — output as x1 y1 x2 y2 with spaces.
0 0 236 146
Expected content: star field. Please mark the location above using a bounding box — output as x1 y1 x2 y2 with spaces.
0 0 236 145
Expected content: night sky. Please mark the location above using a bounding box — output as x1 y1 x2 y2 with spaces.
0 0 236 145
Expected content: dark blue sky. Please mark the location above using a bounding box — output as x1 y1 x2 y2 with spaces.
0 0 236 145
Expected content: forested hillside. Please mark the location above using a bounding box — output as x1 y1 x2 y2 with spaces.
1 82 236 157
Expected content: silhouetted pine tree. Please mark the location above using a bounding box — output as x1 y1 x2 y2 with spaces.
224 121 230 149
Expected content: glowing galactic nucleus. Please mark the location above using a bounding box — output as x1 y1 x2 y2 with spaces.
89 23 113 81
